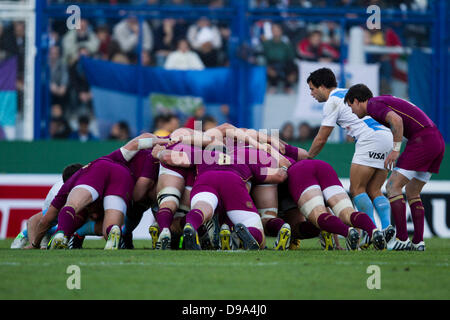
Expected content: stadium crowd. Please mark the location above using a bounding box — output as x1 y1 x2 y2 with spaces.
0 0 430 141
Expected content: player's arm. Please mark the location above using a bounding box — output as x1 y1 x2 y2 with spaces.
208 123 270 153
384 111 404 171
120 133 171 161
26 205 59 249
152 144 192 168
307 125 334 159
259 166 289 184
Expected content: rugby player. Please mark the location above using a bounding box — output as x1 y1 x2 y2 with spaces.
345 84 445 251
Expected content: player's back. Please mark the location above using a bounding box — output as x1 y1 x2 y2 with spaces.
325 88 387 140
368 95 436 139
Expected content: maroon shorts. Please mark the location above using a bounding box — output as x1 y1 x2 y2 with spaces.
287 159 342 202
396 127 445 174
190 170 257 213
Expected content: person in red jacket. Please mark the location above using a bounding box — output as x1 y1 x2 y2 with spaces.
297 30 340 62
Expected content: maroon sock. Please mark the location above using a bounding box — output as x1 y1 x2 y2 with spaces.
389 195 408 241
248 227 263 247
56 206 77 236
350 211 377 236
265 218 285 237
409 197 425 244
186 209 204 231
298 221 321 239
317 213 349 237
156 207 174 230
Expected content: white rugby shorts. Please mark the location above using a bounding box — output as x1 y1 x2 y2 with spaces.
352 129 393 170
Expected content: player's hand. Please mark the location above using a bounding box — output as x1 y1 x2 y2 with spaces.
167 136 180 146
384 150 400 171
152 144 166 160
298 148 309 160
23 244 37 250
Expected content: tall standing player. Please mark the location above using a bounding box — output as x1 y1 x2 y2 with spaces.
345 84 446 251
305 68 395 246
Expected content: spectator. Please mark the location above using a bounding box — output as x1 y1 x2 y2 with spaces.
70 115 97 142
153 114 180 137
95 24 112 60
62 19 99 66
49 46 69 107
0 21 26 113
187 17 222 67
164 39 205 70
141 50 152 66
364 27 406 94
201 115 218 131
112 16 153 63
297 122 314 143
262 23 297 94
51 104 64 118
153 18 187 66
297 30 340 62
108 121 131 141
184 104 206 129
49 116 72 139
280 121 295 142
68 46 93 115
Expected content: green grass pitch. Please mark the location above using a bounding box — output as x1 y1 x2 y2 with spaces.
0 237 449 300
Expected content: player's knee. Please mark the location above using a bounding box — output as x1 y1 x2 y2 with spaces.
405 184 421 201
349 184 365 198
385 179 402 197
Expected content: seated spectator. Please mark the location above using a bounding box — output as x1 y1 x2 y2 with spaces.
49 116 72 140
112 16 153 63
62 19 99 66
153 18 187 66
108 121 131 141
164 39 205 70
201 115 218 132
187 17 222 67
153 114 180 137
297 30 340 63
70 115 97 142
262 23 297 94
280 121 295 142
297 122 314 143
49 46 68 107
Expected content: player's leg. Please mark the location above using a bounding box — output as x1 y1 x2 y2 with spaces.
183 190 218 250
50 185 96 249
366 168 395 243
325 190 385 250
405 176 428 251
349 163 377 224
154 166 185 249
102 195 127 250
296 187 360 250
385 170 410 244
318 160 385 250
251 184 290 250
